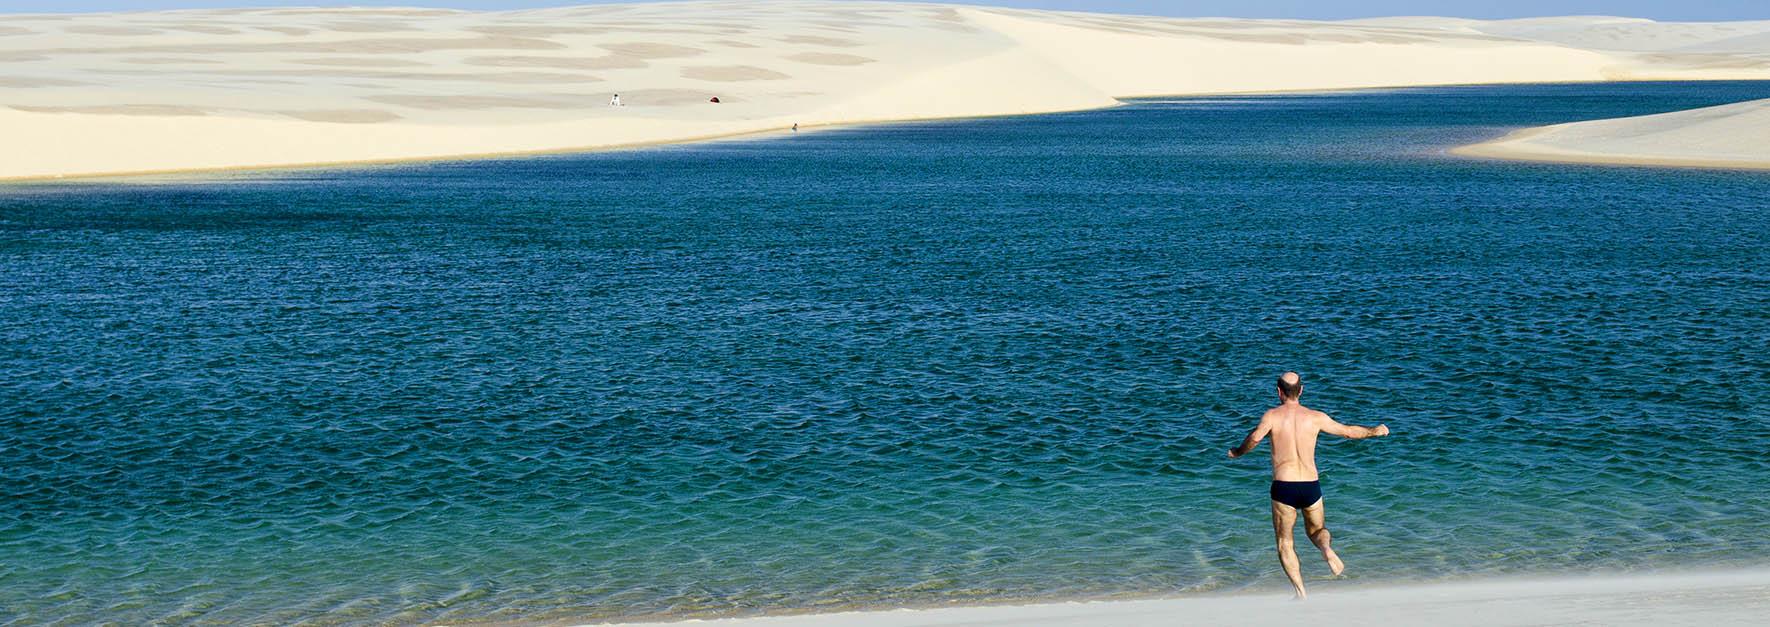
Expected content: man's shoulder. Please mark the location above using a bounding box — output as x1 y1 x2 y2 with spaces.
1282 404 1329 420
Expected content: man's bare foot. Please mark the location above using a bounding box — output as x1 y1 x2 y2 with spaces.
1325 550 1345 576
1291 590 1308 601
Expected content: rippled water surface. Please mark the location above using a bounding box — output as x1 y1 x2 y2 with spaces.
3 82 1769 625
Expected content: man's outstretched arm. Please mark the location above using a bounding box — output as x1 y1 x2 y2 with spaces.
1227 418 1272 459
1319 416 1389 440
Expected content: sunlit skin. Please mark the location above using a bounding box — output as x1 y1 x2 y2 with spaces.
1227 372 1388 599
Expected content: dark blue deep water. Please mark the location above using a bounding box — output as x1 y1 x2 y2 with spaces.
3 82 1769 625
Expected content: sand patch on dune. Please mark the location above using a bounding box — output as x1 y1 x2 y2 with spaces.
42 35 563 56
256 26 312 36
1347 26 1509 42
675 24 753 34
0 76 87 87
926 8 966 22
784 52 875 66
289 57 430 68
1146 19 1276 30
588 24 716 35
779 34 863 47
12 103 208 116
182 7 259 15
759 90 825 102
64 25 163 37
1197 31 1429 44
469 25 605 37
278 108 402 123
805 8 876 19
548 4 636 15
159 24 242 36
323 21 421 33
121 57 225 65
1020 13 1439 44
1638 52 1770 70
1183 31 1315 44
178 68 603 84
369 87 734 109
472 24 718 37
259 8 458 17
929 22 980 33
464 54 645 70
1065 24 1146 36
0 26 36 37
681 65 791 81
363 93 591 110
713 39 760 48
599 42 707 59
0 52 48 62
622 88 738 105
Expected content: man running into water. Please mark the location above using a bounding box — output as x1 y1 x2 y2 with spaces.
1227 372 1388 599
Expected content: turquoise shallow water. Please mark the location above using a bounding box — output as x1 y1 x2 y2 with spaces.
2 82 1769 625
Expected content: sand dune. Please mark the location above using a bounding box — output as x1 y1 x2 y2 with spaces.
601 570 1770 627
1456 97 1770 169
1343 16 1770 51
3 2 1770 179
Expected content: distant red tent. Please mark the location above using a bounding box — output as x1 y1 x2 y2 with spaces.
709 97 721 103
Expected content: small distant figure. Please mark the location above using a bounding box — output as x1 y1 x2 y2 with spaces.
792 123 799 133
1226 372 1390 600
609 93 622 107
709 96 721 104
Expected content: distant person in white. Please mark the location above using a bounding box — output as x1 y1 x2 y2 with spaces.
610 93 623 107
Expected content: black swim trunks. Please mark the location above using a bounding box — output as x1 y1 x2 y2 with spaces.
1270 480 1323 510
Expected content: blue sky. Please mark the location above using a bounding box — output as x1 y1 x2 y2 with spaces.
0 0 1765 21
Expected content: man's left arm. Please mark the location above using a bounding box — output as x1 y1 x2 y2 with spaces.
1227 417 1271 459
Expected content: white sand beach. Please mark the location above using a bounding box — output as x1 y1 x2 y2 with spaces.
1455 97 1770 169
598 569 1770 627
4 2 1770 179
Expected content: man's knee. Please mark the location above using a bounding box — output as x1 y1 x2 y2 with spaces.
1308 526 1331 544
1275 536 1296 551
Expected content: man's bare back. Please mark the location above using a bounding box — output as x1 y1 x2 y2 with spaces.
1226 372 1388 599
1237 398 1387 481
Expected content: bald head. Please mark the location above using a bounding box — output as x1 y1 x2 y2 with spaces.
1277 371 1302 401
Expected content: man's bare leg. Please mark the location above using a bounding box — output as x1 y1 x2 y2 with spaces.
1270 500 1305 598
1303 500 1344 576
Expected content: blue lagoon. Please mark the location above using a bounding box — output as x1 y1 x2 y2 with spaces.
2 81 1768 625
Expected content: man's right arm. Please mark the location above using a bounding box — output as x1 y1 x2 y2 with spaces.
1318 414 1389 440
1227 415 1272 459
